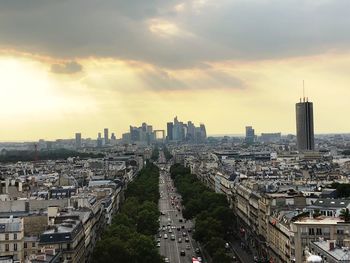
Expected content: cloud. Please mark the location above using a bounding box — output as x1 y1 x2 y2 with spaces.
51 61 83 74
0 0 350 69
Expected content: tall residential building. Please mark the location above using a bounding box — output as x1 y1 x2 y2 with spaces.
245 126 255 144
166 122 173 141
296 99 314 151
75 133 81 149
104 128 109 145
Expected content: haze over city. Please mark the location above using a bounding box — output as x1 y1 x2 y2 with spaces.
1 0 350 141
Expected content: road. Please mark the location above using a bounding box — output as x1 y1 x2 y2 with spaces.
157 161 201 263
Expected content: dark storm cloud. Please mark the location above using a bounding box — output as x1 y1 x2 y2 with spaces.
0 0 350 68
51 61 83 74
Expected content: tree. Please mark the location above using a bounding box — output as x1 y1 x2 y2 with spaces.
340 208 350 222
205 237 226 256
137 208 159 236
212 249 232 263
92 236 131 263
128 235 163 263
194 217 224 243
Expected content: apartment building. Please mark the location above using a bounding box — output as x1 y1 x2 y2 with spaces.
0 217 24 263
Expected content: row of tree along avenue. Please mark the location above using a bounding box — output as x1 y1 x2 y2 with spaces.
151 145 160 161
92 162 164 263
170 164 235 263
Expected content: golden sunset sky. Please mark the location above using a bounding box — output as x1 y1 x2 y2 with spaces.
0 0 349 140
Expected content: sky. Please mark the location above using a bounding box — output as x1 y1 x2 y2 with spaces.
0 0 350 141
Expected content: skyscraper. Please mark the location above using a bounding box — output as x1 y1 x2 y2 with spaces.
104 128 109 145
167 122 173 141
296 98 314 151
97 132 102 148
245 126 255 144
75 133 81 149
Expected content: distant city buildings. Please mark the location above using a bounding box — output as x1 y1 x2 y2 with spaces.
296 98 315 151
122 122 157 145
260 132 281 143
167 117 206 143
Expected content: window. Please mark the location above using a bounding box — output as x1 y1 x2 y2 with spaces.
5 244 9 252
14 243 17 251
32 242 36 248
24 242 27 249
309 228 315 235
5 233 9 240
337 229 344 235
316 228 322 235
67 244 71 250
14 233 17 240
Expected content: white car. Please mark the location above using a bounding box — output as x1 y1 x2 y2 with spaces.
164 234 168 239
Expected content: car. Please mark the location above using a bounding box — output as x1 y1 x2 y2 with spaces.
180 250 186 256
160 211 166 215
157 238 161 242
225 242 230 249
158 233 162 238
168 229 172 233
188 228 192 233
178 238 182 243
181 225 185 229
164 234 168 239
185 237 189 243
186 245 191 250
156 242 160 247
182 232 187 237
177 227 181 231
171 234 175 240
197 257 202 262
179 218 183 223
164 257 170 263
195 248 200 254
162 227 166 231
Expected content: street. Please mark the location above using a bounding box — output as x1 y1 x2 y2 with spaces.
157 163 202 263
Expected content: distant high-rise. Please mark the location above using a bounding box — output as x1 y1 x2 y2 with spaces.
245 126 255 144
167 122 173 141
296 99 314 151
104 128 109 145
75 133 81 149
97 132 103 148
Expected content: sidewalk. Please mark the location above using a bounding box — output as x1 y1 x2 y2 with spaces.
229 238 255 263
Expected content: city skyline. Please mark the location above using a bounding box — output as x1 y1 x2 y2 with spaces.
1 1 350 141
